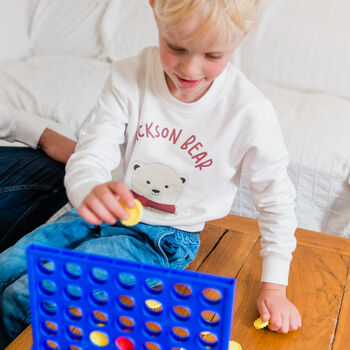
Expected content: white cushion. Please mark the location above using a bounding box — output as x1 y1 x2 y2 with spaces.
0 0 32 62
232 0 350 99
100 0 158 61
231 83 350 237
0 57 110 138
30 0 110 58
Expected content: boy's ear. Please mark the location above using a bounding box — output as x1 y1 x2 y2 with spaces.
149 0 155 8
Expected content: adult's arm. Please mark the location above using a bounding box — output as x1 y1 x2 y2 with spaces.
0 105 76 147
38 128 76 164
0 105 76 163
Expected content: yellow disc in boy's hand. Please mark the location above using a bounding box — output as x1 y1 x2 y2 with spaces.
120 199 143 226
229 340 242 350
254 316 270 329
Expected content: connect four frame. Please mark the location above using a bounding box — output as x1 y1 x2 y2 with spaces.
27 244 236 349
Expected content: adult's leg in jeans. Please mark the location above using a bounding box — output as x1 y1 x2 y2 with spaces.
0 273 30 349
0 209 97 348
0 147 68 252
0 209 96 295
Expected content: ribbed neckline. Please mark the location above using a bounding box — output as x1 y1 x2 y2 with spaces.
151 48 228 115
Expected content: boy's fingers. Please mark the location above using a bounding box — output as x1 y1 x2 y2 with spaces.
98 190 129 220
279 314 289 334
86 197 117 225
289 314 299 331
268 312 282 332
78 206 102 226
257 300 270 322
297 309 302 328
109 181 135 208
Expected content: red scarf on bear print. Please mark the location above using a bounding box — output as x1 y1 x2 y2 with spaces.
131 190 176 214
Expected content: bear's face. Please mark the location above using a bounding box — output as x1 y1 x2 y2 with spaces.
131 162 187 205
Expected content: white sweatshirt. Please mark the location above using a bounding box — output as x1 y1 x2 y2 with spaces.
65 47 297 285
0 105 77 148
0 106 49 147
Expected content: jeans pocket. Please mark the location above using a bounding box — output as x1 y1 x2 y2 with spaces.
158 230 200 271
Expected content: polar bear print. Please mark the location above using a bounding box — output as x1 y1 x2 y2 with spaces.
131 161 187 217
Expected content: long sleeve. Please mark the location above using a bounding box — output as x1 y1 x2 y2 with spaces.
65 72 129 209
0 106 47 147
0 105 77 148
243 102 297 285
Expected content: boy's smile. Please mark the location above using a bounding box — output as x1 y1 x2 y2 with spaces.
176 75 203 88
153 9 243 103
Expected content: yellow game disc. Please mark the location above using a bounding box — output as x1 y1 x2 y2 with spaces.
89 331 109 347
254 316 270 329
145 299 162 310
229 340 242 350
120 199 143 226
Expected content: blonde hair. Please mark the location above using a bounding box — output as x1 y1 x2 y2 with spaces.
153 0 259 41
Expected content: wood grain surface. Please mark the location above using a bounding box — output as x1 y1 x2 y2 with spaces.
6 215 350 350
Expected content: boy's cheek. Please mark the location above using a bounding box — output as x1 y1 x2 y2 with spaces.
208 59 231 79
159 50 178 70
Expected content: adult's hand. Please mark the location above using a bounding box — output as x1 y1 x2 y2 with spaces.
38 128 76 164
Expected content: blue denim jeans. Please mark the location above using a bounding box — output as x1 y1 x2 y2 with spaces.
0 147 67 252
0 209 200 348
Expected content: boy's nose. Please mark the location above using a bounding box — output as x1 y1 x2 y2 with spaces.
180 56 201 79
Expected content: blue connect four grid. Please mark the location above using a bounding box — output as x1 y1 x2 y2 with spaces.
27 244 236 350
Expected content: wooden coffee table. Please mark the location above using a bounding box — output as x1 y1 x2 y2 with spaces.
6 215 350 349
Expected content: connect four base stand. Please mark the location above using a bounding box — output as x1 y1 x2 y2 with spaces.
27 244 236 350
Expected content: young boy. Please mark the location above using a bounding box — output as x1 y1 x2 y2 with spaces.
0 0 301 346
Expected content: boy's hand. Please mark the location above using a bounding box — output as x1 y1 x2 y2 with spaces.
257 282 302 334
78 181 135 226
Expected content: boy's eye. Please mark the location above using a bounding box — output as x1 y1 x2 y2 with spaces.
168 44 186 53
206 54 223 60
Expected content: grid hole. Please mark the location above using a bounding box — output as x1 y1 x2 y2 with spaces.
202 288 222 304
118 316 135 331
91 267 108 284
144 342 161 350
41 301 57 315
173 283 192 298
70 346 82 350
45 339 59 349
42 320 58 335
65 284 82 300
38 258 55 274
199 331 218 346
173 305 191 320
201 310 220 325
118 295 135 310
92 310 108 327
67 325 83 340
171 326 189 341
145 278 163 294
40 280 56 295
117 272 136 288
91 289 108 305
64 262 81 279
66 306 83 320
145 321 162 336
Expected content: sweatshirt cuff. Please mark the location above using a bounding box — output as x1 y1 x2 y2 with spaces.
14 110 49 148
65 180 101 209
261 256 291 285
13 110 78 148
